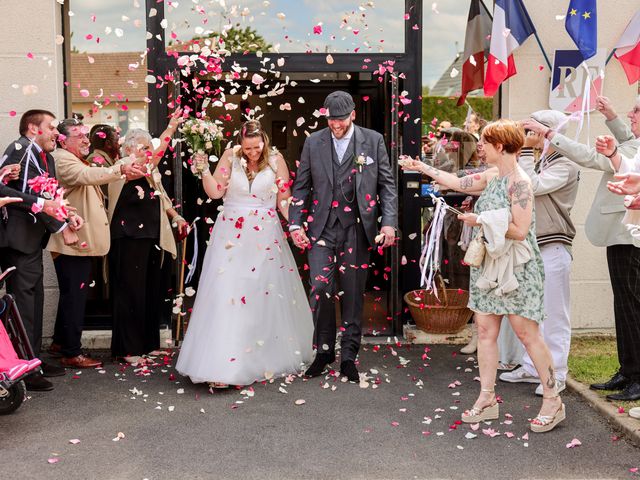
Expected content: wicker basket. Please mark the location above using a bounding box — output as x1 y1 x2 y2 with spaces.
404 277 473 334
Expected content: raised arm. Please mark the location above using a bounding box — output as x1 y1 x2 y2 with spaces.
519 147 572 196
400 157 495 195
150 108 183 167
199 149 232 200
521 118 624 173
54 154 132 187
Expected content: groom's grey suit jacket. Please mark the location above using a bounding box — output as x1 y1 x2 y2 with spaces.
289 125 397 246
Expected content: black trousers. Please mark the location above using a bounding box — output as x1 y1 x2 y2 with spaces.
109 238 162 357
52 255 92 357
607 245 640 381
0 247 44 357
307 219 370 362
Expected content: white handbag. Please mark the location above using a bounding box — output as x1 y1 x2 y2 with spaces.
463 227 486 268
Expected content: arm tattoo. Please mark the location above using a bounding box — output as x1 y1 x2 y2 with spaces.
508 180 533 209
425 165 440 177
460 176 474 190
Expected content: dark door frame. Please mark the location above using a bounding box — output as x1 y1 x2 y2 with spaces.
144 0 423 336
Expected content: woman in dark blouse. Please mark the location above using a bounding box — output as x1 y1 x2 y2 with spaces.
108 120 187 363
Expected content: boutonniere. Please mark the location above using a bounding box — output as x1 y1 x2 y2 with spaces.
355 154 366 172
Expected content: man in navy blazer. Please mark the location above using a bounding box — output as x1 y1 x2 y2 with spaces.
0 110 82 391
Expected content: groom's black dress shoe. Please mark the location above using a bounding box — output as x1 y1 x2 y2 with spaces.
590 372 629 391
305 353 335 377
606 382 640 401
340 360 359 382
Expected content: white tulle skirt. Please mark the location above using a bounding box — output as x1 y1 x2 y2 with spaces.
176 205 314 385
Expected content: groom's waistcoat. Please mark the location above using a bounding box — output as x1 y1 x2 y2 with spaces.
326 135 360 231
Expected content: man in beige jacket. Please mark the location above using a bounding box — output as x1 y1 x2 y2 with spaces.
48 119 144 368
522 96 640 402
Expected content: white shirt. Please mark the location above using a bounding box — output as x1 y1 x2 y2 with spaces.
331 124 355 163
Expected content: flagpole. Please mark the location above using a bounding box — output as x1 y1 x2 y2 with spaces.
479 0 493 20
605 48 617 65
533 31 552 70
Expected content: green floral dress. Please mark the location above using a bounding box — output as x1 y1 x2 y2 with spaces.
468 176 545 323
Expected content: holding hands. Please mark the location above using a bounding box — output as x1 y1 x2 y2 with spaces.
291 228 310 250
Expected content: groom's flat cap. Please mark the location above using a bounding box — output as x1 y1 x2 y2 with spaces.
324 91 355 119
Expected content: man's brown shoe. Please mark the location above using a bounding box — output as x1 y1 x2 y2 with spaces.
60 355 102 369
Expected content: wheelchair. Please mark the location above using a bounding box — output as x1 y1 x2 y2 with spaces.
0 267 41 415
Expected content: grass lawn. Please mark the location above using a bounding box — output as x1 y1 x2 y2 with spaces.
569 336 640 410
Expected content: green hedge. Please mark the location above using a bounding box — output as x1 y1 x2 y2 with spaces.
422 95 494 134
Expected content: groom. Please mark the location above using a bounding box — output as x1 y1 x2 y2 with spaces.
289 91 397 382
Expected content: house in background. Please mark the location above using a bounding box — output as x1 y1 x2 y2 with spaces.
70 52 148 133
429 52 483 99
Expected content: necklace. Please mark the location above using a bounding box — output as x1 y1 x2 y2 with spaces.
498 165 518 178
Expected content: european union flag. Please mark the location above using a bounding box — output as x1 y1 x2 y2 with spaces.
565 0 597 61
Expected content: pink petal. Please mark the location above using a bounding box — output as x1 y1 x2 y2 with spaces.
565 438 582 448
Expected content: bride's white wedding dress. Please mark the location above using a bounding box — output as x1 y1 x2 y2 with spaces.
176 153 313 385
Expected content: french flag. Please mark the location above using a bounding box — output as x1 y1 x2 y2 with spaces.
484 0 537 96
614 10 640 85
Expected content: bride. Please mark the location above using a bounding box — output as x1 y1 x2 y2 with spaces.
176 120 313 387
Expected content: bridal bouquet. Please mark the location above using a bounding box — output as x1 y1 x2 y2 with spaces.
179 118 224 178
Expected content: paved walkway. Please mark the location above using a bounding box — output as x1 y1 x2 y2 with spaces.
3 345 639 479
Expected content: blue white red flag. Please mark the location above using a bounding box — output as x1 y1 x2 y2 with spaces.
484 0 536 96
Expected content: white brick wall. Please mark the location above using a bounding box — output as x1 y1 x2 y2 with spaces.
0 0 65 336
507 0 640 332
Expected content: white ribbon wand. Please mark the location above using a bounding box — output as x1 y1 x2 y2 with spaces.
419 194 464 295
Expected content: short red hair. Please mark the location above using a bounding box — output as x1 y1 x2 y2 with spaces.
481 119 525 154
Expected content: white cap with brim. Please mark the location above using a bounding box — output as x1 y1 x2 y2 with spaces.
531 109 569 135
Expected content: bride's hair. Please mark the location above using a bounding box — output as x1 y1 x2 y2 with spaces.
236 120 272 173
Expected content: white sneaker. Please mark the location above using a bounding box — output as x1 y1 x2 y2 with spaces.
628 407 640 419
499 367 541 384
535 380 566 397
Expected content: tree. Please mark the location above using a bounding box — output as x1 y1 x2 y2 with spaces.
422 94 493 134
169 25 272 53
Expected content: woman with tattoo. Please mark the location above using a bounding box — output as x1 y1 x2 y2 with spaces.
401 119 565 433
